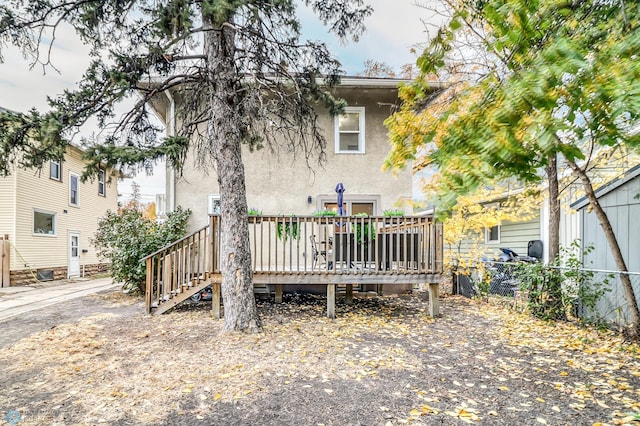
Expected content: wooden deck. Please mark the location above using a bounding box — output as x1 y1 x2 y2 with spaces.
144 215 443 317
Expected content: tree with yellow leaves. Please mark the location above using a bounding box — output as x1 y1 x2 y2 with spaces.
386 0 640 337
442 183 541 269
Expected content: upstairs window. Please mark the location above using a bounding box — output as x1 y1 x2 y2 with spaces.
50 160 61 181
335 107 365 153
70 173 79 206
98 169 106 197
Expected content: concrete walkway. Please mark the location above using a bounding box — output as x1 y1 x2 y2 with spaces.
0 277 120 321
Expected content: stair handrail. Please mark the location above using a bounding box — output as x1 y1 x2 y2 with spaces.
141 224 210 262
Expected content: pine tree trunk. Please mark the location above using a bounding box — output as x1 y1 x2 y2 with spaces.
546 155 560 262
203 12 261 333
567 159 640 337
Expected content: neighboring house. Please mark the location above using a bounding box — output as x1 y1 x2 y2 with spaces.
490 188 580 263
150 77 444 230
451 162 640 266
473 214 542 261
0 139 118 286
571 164 640 324
443 188 546 265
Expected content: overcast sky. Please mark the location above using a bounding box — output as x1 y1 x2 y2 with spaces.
0 0 439 202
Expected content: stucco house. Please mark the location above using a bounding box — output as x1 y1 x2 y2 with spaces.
0 136 118 286
150 77 444 230
140 77 445 315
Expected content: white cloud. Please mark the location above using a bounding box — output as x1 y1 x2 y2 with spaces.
1 24 90 112
299 0 443 74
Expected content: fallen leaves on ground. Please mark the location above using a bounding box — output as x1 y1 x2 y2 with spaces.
1 292 640 425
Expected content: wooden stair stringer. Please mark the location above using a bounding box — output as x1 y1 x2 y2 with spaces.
152 278 213 315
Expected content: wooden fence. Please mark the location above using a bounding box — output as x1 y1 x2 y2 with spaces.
1 234 10 288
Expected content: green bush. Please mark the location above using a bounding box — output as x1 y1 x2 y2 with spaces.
276 215 299 240
312 209 338 217
516 261 566 320
383 209 404 217
352 213 375 244
92 206 191 294
516 242 610 322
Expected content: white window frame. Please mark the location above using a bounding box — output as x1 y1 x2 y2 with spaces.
208 194 221 215
69 172 79 207
334 106 365 154
33 209 56 236
50 159 61 181
97 169 106 197
485 225 501 244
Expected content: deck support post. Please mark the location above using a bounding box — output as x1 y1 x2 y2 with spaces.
345 284 353 305
275 284 283 303
211 281 221 319
428 283 439 317
327 284 336 319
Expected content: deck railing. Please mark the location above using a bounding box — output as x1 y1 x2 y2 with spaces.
213 215 443 278
144 225 214 314
145 215 443 316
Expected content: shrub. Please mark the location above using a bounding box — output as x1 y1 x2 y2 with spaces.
383 209 404 217
312 209 338 217
276 215 299 240
516 261 566 320
92 206 191 294
352 212 375 244
516 242 610 322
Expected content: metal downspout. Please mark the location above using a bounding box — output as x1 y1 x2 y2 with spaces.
164 90 176 212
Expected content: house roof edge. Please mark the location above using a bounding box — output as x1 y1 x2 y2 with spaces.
570 164 640 210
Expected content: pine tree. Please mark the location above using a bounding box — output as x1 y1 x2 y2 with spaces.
0 0 372 332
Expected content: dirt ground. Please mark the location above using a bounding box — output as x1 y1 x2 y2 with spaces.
1 289 640 426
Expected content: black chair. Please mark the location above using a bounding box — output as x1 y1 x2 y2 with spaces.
310 235 333 270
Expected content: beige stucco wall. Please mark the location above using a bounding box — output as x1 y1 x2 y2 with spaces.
3 146 118 273
170 86 414 230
